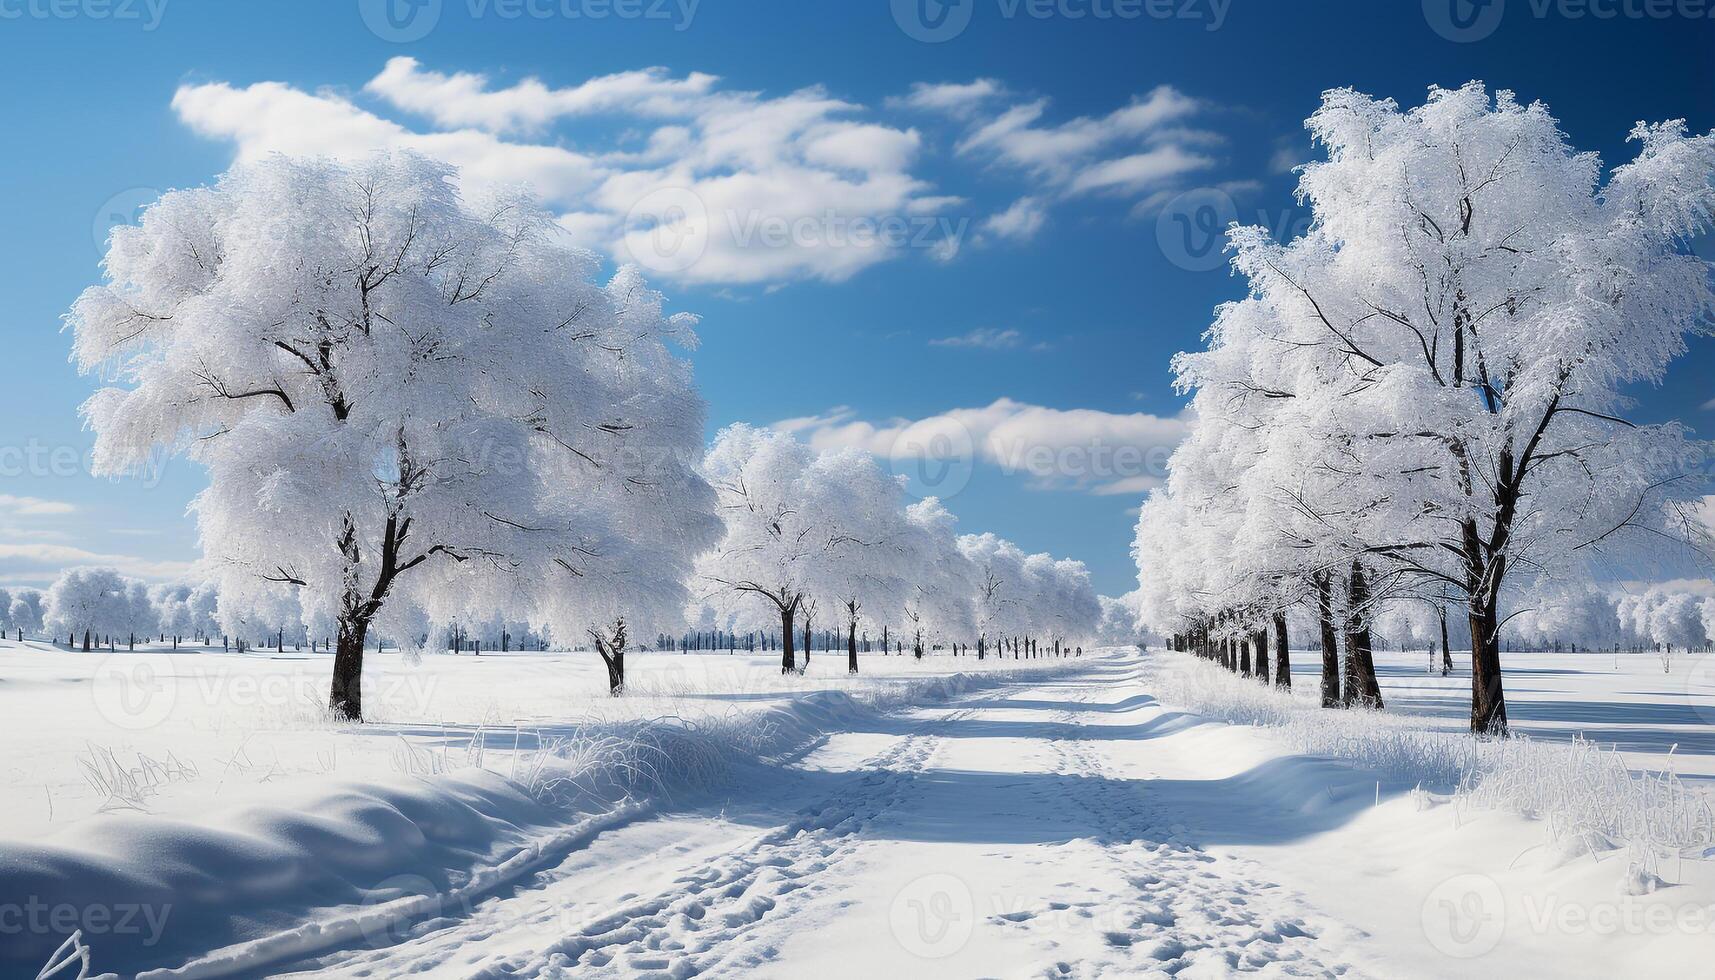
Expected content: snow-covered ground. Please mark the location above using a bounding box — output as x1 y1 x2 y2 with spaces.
3 641 1713 978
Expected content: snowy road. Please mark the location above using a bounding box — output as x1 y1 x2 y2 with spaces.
261 658 1370 979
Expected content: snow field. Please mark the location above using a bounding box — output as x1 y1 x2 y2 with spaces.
0 638 1082 977
1143 650 1715 857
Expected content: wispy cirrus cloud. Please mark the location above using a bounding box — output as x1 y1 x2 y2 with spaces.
0 494 76 517
981 196 1048 243
928 327 1036 350
776 399 1190 496
889 79 1007 118
952 85 1215 195
0 542 193 587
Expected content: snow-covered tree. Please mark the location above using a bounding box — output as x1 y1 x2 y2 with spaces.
1096 593 1148 649
1147 84 1715 733
43 568 154 649
1617 587 1712 658
698 426 889 674
1504 584 1622 650
7 590 44 640
900 498 978 655
69 153 715 719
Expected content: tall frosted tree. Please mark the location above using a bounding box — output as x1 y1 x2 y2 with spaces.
1158 84 1715 733
69 153 716 719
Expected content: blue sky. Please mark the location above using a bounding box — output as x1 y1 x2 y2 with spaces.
0 0 1710 594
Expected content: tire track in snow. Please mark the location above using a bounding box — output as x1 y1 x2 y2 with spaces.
994 680 1364 978
484 708 972 978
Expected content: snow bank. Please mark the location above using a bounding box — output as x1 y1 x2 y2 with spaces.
1143 652 1715 859
1 656 1081 979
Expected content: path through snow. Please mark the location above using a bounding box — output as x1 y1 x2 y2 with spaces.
262 658 1368 979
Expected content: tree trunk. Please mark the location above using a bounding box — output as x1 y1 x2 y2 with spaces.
1314 573 1340 707
1252 629 1270 684
1345 563 1384 709
330 615 368 721
1239 636 1252 676
1468 600 1508 735
1270 612 1291 688
1439 605 1453 676
847 621 859 674
780 607 797 675
602 647 625 695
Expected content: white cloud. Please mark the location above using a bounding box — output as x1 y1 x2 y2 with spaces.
0 542 193 587
936 84 1224 236
173 58 957 287
929 327 1027 350
891 79 1007 118
776 399 1190 495
1268 136 1306 175
1067 145 1214 196
365 58 719 134
956 86 1211 194
982 197 1047 242
0 495 75 517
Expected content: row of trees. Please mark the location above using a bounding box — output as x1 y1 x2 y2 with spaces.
64 153 1111 721
11 427 1112 678
1131 84 1715 733
692 424 1105 675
